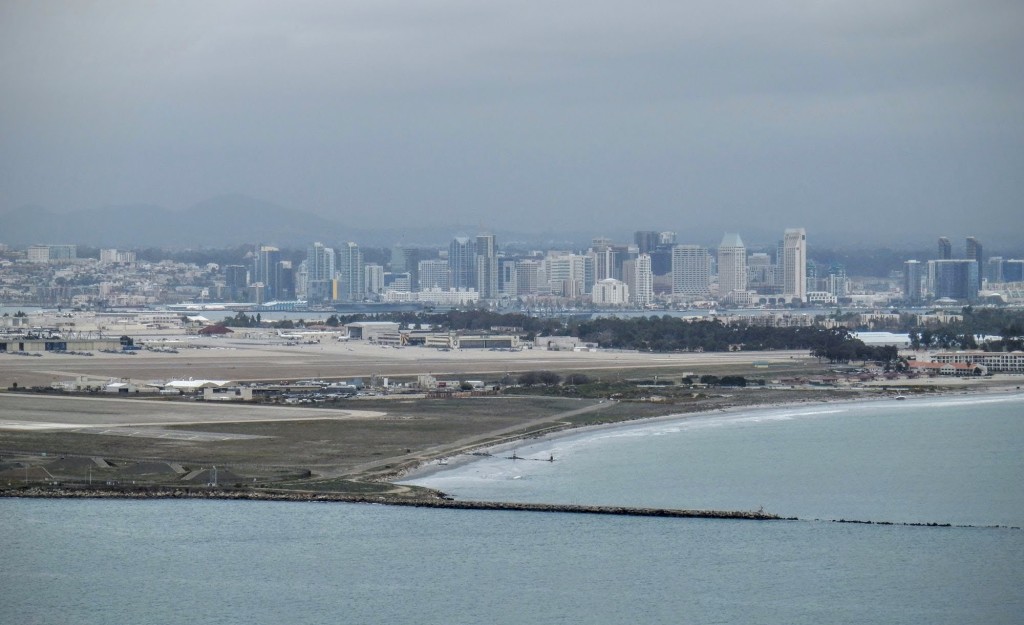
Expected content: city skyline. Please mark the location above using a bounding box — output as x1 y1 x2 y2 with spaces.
6 227 1017 310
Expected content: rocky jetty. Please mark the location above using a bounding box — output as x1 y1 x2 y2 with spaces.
1 484 787 521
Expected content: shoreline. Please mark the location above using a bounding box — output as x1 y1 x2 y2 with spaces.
395 383 1024 483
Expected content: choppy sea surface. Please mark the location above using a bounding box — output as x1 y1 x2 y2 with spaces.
3 393 1023 624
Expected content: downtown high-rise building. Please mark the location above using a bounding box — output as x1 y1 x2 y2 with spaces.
475 234 498 298
305 242 336 302
928 259 979 301
449 237 476 290
418 259 450 291
364 263 385 295
253 245 282 299
634 231 660 254
274 260 295 300
904 260 922 303
966 236 984 286
306 242 336 283
782 228 807 303
545 253 589 297
717 233 747 297
937 237 952 260
224 265 249 301
499 259 518 298
336 242 364 302
630 253 653 306
516 259 544 296
671 245 710 296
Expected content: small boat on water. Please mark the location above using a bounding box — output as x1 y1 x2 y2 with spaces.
895 394 906 400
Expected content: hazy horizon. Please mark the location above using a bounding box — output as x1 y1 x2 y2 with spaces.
2 2 1021 245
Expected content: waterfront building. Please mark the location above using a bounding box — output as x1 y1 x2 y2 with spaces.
782 228 807 303
671 245 710 296
717 233 747 299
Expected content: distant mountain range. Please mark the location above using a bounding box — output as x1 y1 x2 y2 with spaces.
2 194 1017 253
0 195 522 249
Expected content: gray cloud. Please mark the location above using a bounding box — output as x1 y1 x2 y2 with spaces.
1 1 1021 245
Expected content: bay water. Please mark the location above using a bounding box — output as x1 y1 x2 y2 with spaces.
3 392 1022 624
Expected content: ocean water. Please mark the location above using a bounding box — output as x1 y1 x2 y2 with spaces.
405 393 1024 527
3 393 1023 624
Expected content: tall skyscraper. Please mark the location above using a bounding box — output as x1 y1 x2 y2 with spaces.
545 253 588 297
306 242 336 283
253 245 282 299
274 260 295 300
634 231 660 254
224 265 249 301
336 242 364 302
671 245 710 296
937 237 952 260
516 259 544 295
475 234 498 298
499 259 518 298
449 237 476 290
305 242 336 303
717 233 747 297
782 228 807 303
966 236 983 285
632 253 653 306
364 264 385 295
904 260 922 304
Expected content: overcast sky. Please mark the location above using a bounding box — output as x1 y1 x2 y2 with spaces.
1 1 1021 245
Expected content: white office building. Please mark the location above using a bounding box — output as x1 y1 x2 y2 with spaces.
782 228 807 303
717 233 747 298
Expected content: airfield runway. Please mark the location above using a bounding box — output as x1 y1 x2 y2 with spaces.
0 334 811 388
